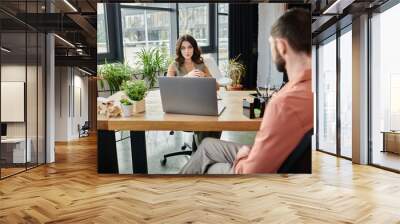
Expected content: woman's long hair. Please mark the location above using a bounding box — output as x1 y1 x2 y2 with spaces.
175 34 203 66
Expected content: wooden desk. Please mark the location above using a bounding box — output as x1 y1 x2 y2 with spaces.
97 90 262 174
381 131 400 154
1 138 32 164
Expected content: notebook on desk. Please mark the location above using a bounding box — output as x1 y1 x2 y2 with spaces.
158 77 226 116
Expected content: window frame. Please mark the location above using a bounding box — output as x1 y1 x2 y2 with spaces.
315 16 352 161
217 3 229 66
338 24 353 159
118 3 176 64
368 0 400 173
98 4 123 64
176 3 217 54
316 33 338 157
97 3 110 55
98 3 219 64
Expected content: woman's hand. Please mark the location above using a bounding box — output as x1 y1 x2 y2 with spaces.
186 69 206 77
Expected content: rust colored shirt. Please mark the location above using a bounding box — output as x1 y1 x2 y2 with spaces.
234 69 313 173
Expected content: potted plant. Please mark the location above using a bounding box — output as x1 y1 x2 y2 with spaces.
98 61 133 94
226 55 246 90
136 47 171 89
120 98 133 117
121 80 148 114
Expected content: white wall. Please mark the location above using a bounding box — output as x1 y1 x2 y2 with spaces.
46 33 55 163
1 65 28 138
257 3 285 88
1 65 43 134
55 67 69 141
72 73 89 138
55 67 89 141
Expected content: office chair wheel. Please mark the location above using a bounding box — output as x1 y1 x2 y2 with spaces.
160 158 167 166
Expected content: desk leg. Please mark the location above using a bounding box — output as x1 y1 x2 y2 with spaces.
382 132 387 153
97 130 118 173
130 131 148 174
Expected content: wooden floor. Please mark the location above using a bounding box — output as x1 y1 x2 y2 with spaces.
372 150 400 171
1 167 26 178
1 135 400 223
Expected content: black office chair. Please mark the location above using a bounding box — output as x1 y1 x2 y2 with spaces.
277 129 313 173
160 71 222 165
78 121 90 138
161 131 198 165
160 71 198 165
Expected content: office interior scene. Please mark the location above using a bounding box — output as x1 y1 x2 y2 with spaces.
0 0 97 179
1 0 400 223
0 2 46 178
97 2 308 174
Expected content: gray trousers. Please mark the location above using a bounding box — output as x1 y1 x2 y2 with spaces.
194 131 222 147
180 138 247 174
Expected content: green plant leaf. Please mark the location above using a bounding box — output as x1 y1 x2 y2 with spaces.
120 98 133 105
98 60 133 94
122 80 148 101
136 46 170 89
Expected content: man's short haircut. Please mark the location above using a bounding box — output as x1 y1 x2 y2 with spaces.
271 8 311 55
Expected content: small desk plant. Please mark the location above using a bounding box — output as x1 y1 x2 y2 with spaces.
120 98 133 117
226 55 246 90
121 80 148 115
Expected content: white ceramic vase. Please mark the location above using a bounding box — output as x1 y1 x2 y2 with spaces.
121 104 133 117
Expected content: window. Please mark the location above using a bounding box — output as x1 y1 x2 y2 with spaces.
370 3 400 171
178 3 210 47
339 28 352 158
97 3 109 54
316 26 353 159
121 3 172 8
218 3 228 13
217 3 228 71
120 5 172 66
99 3 221 65
317 36 337 155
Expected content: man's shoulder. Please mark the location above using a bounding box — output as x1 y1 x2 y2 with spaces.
268 85 312 113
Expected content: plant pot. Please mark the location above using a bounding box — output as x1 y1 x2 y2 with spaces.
121 104 133 117
227 84 243 91
132 99 145 114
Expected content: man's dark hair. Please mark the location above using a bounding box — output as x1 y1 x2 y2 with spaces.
271 8 311 55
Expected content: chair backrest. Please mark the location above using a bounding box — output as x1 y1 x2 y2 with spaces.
82 121 90 129
202 55 224 80
277 129 313 174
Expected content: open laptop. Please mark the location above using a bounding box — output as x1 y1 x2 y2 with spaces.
158 77 226 116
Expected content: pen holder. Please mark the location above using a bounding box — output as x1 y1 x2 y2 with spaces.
242 97 266 119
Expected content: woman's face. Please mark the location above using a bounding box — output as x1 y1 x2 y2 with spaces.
180 41 194 60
